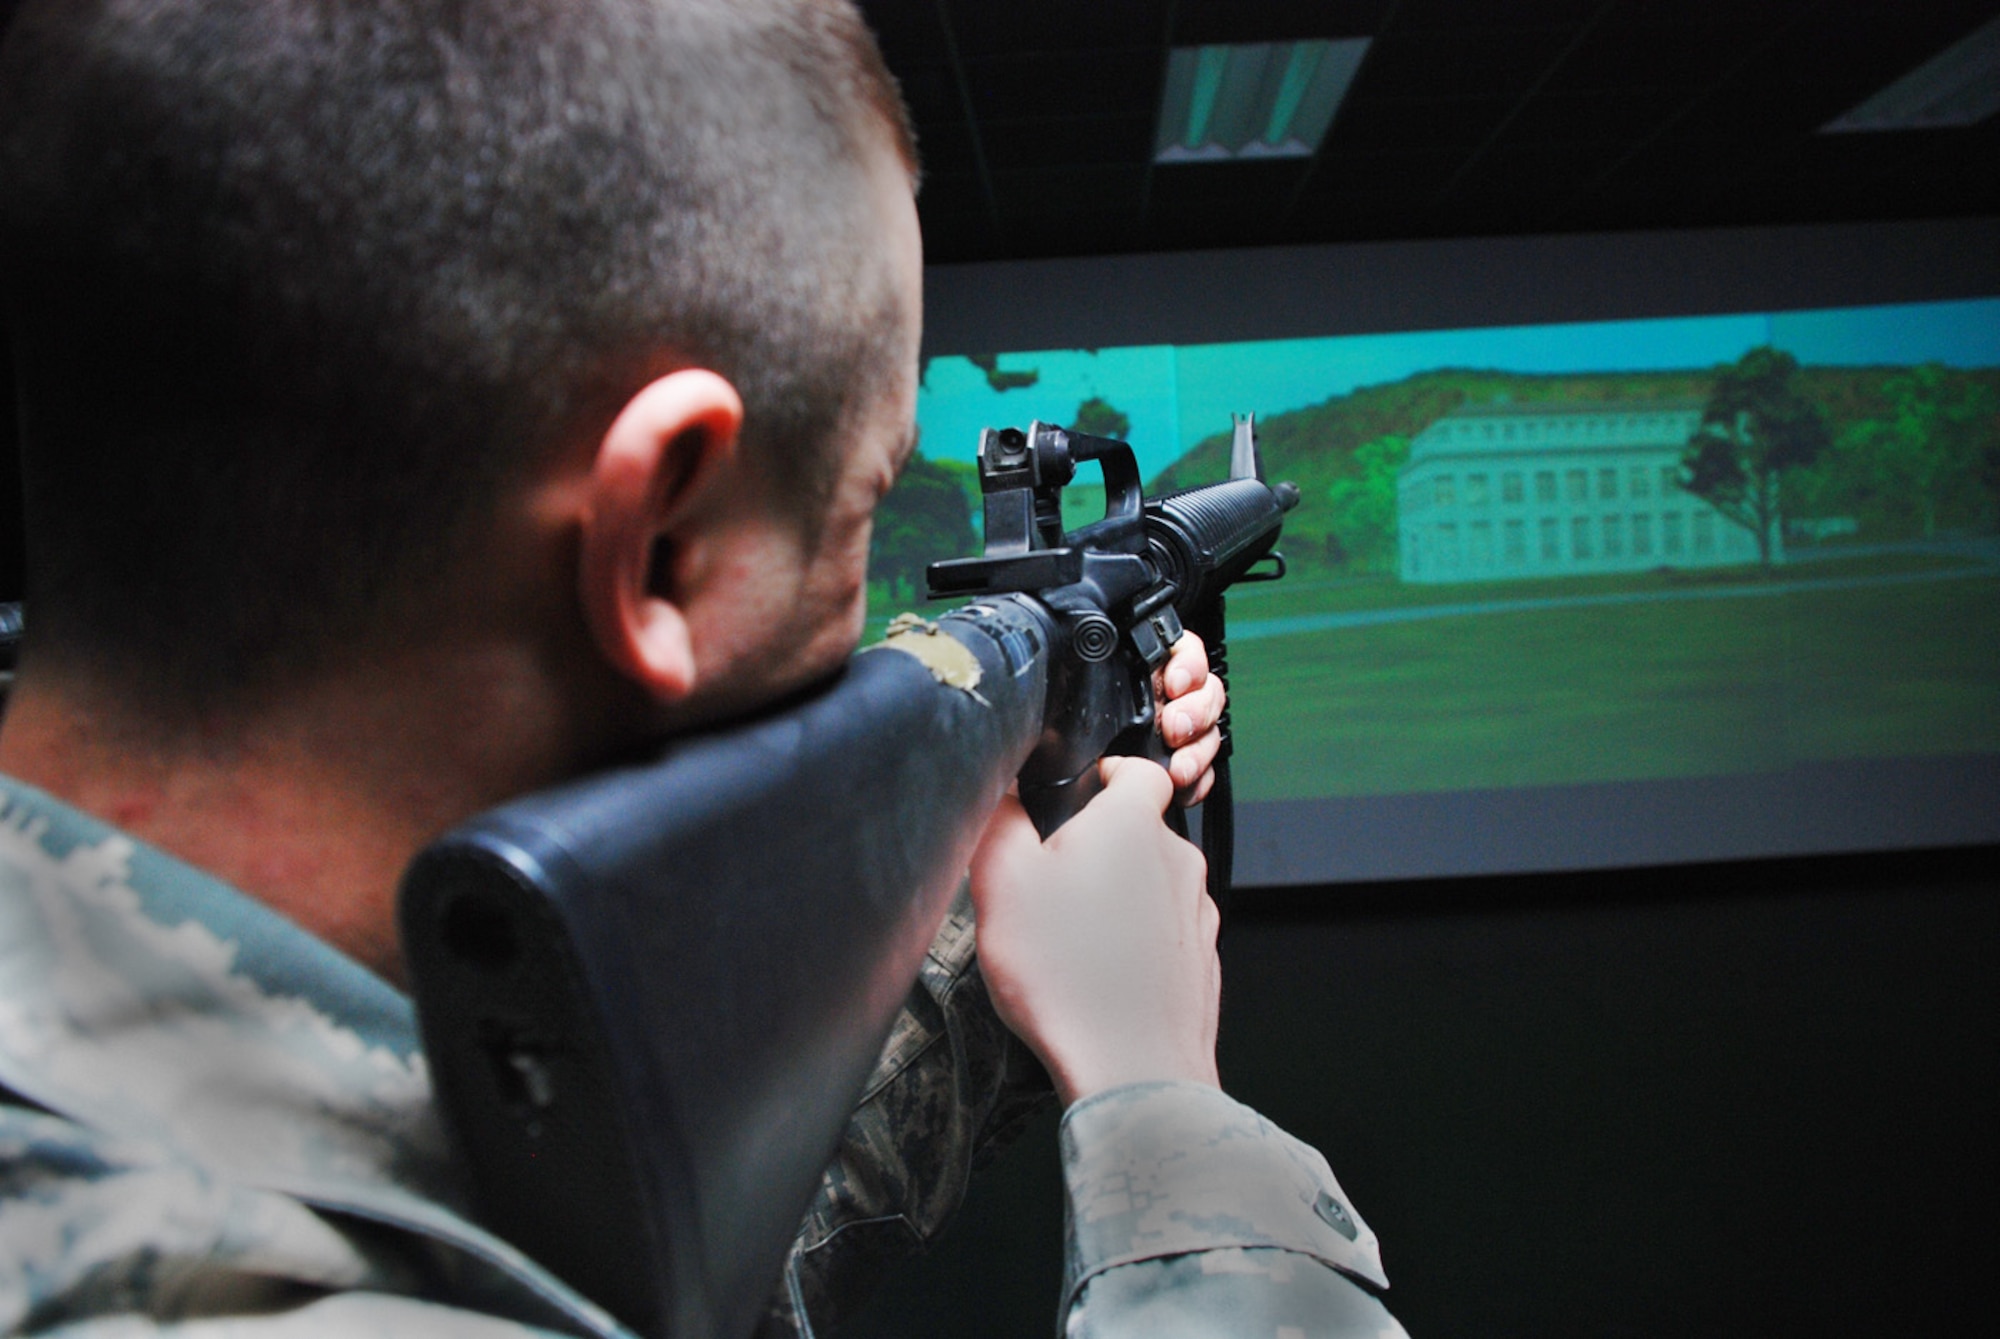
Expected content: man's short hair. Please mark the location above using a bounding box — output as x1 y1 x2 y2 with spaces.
0 0 916 705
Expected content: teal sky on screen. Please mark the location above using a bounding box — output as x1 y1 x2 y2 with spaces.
1770 298 2000 366
915 296 2000 482
918 344 1181 479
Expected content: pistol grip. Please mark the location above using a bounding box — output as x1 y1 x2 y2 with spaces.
1020 766 1104 838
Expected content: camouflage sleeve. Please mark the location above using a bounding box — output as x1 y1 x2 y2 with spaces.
754 883 1054 1339
1059 1082 1410 1339
0 1102 572 1339
33 1293 581 1337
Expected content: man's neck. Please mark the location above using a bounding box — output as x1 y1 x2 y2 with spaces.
0 641 605 986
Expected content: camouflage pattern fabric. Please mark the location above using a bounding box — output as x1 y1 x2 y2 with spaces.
0 776 619 1339
1061 1083 1408 1337
755 888 1055 1337
0 774 1405 1337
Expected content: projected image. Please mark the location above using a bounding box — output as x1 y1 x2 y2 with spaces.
875 298 2000 805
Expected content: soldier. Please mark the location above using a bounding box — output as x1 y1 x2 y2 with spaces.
0 1 1406 1335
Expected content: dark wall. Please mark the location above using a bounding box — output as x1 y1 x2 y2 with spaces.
921 217 2000 360
1 0 20 602
840 846 1997 1336
2 331 19 604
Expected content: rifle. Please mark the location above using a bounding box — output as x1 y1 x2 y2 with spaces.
398 416 1297 1339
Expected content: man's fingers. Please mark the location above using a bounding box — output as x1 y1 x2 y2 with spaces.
1160 629 1208 699
1168 724 1223 792
1160 675 1225 747
1095 754 1177 817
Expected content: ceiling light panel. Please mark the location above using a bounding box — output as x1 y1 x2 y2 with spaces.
1155 39 1371 163
1820 14 2000 132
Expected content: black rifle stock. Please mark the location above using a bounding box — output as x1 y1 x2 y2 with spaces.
398 418 1295 1339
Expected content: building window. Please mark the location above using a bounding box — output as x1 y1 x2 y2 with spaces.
1535 470 1557 503
1629 466 1651 499
1571 516 1593 560
1693 511 1714 556
1632 513 1653 557
1435 475 1455 506
1438 522 1460 567
1484 423 1496 440
1503 423 1516 441
1660 464 1679 496
1662 511 1684 556
1502 471 1524 504
1470 520 1493 567
1602 514 1623 557
1540 517 1561 561
1566 468 1588 503
1466 473 1490 506
1597 468 1618 500
1504 519 1526 564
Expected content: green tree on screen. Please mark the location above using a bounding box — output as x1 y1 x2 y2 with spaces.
1071 396 1131 440
1681 347 1830 565
1322 433 1408 571
963 353 1040 392
1849 363 1997 538
869 451 976 598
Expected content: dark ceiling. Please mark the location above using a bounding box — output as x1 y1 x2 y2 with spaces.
857 0 2000 264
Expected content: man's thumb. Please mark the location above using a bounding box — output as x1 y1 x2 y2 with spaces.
969 790 1041 910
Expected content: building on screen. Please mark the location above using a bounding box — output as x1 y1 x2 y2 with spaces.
1396 399 1771 583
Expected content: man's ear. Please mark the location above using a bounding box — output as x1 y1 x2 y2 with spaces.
578 369 745 702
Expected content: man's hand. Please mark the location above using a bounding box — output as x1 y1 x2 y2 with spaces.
968 756 1221 1108
1156 631 1225 806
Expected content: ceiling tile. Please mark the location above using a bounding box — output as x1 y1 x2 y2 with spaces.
913 172 989 218
1322 96 1515 152
1442 141 1633 213
1392 0 1609 34
1497 89 1691 145
991 164 1152 215
889 62 964 125
980 116 1155 170
1304 148 1468 200
1145 157 1310 206
941 0 1168 58
910 119 980 178
1357 28 1578 102
855 0 941 59
1539 18 1788 96
1173 0 1395 45
1143 196 1289 250
917 213 1001 265
961 48 1163 121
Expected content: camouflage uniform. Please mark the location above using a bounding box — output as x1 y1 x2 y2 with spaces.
0 774 1405 1337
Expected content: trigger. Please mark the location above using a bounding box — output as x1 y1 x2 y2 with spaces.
1127 602 1184 669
